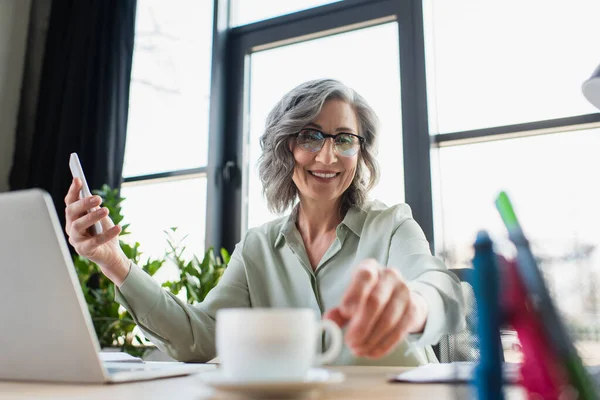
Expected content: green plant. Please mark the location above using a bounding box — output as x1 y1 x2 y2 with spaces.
162 228 230 304
72 185 228 357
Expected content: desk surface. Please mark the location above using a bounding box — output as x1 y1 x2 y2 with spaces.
0 366 526 399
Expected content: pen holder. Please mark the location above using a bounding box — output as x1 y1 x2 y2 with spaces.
472 232 570 400
500 257 568 399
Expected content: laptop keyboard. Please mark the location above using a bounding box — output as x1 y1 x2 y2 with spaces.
106 365 178 374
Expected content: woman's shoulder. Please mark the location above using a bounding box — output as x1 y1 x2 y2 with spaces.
346 200 417 238
357 199 414 221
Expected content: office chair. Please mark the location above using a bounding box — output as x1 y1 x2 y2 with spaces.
436 267 480 362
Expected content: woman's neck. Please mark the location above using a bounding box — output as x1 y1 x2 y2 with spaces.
295 197 343 242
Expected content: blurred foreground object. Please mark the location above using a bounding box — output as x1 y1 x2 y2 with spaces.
583 64 600 110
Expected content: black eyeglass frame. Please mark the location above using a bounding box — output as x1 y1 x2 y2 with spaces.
293 128 365 155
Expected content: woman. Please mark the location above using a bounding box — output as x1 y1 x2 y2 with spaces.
64 79 465 366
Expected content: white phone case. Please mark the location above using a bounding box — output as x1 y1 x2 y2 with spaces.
69 153 103 236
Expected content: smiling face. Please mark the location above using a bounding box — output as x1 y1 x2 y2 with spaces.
291 99 360 207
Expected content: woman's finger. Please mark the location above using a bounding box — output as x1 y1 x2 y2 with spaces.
99 210 116 230
338 260 380 317
64 178 82 206
345 268 397 348
363 303 416 359
65 195 102 230
72 207 109 235
361 286 415 359
78 225 121 255
323 307 348 328
352 285 407 356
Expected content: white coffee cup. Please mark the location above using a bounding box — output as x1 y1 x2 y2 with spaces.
216 308 343 381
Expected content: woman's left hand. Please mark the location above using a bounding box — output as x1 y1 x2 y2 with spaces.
323 259 429 359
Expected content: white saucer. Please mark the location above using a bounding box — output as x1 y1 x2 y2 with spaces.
197 368 345 398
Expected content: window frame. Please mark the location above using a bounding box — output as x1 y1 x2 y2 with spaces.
432 114 600 149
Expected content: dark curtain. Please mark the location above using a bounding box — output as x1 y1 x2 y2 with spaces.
10 0 136 229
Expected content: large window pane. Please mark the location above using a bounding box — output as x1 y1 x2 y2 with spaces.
230 0 341 27
433 129 600 355
120 177 207 283
245 23 403 231
423 0 600 134
123 0 213 177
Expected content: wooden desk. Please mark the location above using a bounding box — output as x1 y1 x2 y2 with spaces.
0 366 526 399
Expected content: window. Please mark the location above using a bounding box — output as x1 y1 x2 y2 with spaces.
433 129 600 281
120 178 207 282
432 129 600 363
229 0 342 27
124 0 213 176
423 0 600 134
426 0 600 364
122 0 214 275
244 23 403 231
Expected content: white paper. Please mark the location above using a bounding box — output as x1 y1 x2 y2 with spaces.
390 362 521 384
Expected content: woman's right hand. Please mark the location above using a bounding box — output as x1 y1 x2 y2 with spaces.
64 178 130 286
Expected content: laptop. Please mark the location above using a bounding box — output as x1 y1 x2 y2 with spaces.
0 189 215 383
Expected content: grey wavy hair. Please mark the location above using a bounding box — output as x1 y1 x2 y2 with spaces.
258 78 380 215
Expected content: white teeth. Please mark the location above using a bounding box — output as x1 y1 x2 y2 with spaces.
311 172 337 179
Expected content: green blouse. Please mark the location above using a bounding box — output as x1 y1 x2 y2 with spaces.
116 201 465 366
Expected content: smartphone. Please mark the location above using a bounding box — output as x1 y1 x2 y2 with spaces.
69 153 103 236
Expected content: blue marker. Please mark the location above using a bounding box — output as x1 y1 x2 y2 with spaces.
472 230 504 400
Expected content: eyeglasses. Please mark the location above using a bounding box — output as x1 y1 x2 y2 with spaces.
294 128 364 157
